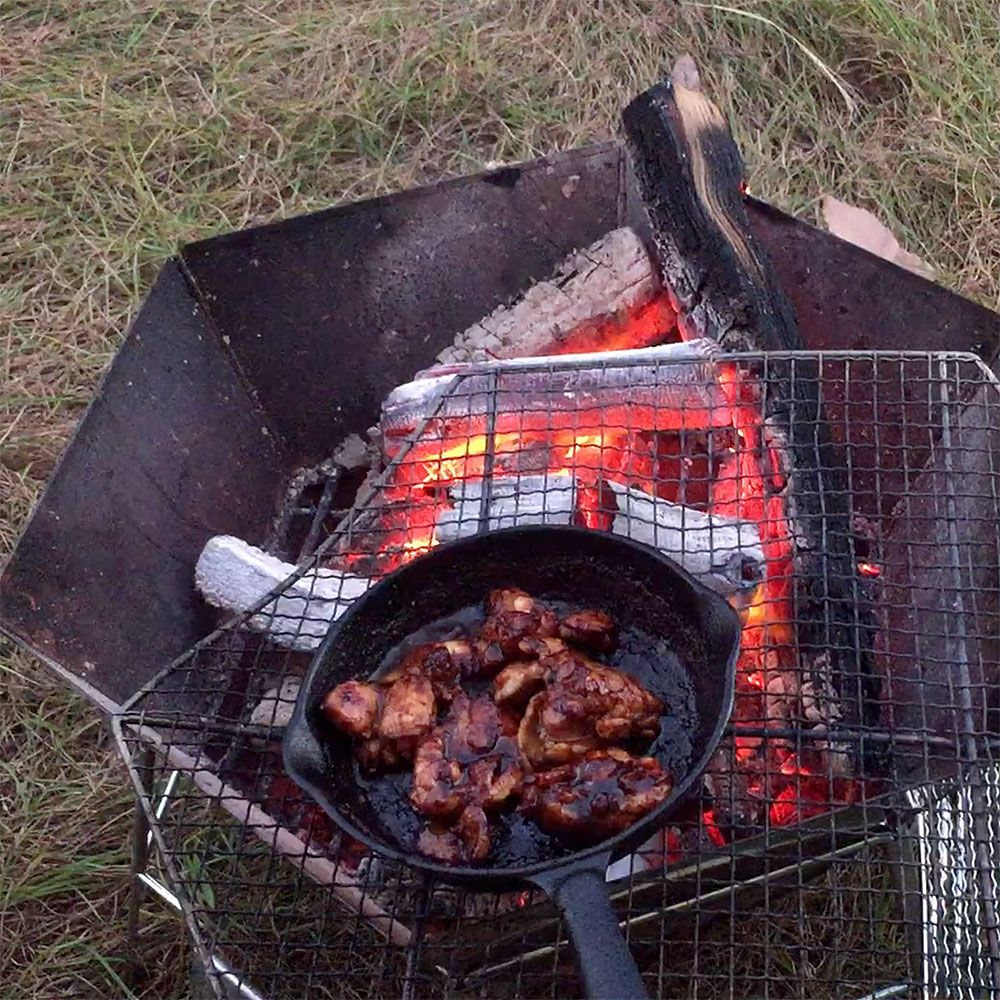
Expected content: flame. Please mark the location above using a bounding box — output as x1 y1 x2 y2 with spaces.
858 562 880 578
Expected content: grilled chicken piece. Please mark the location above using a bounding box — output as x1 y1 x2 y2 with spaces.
321 680 381 738
322 672 437 772
477 588 559 671
382 639 478 702
517 635 569 659
518 692 601 768
411 693 523 820
559 609 619 654
493 660 546 709
417 804 491 864
517 645 662 768
380 673 436 741
520 748 672 842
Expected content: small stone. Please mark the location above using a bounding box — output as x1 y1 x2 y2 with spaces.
250 676 301 730
561 174 581 199
766 674 787 696
803 699 823 723
333 433 370 470
765 695 791 720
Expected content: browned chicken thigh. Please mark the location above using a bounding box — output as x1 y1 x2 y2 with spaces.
558 609 619 654
381 639 480 702
476 588 559 671
321 638 485 766
517 642 663 768
321 680 382 737
493 660 546 709
379 674 436 742
417 804 491 864
354 672 438 771
520 748 672 841
410 693 523 819
321 589 672 864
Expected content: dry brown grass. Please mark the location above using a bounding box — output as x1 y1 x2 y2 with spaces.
1 1 998 996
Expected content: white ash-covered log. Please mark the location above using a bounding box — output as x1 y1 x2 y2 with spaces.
193 476 765 649
605 481 763 595
195 535 370 653
433 474 577 539
381 339 732 457
435 226 668 365
434 474 764 603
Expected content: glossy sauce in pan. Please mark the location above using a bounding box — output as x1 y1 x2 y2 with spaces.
347 598 697 868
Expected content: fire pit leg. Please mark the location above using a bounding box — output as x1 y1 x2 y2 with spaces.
125 746 154 988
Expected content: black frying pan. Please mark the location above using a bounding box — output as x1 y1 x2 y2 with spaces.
284 526 741 999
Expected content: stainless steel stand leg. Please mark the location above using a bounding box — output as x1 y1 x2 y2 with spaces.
125 746 154 986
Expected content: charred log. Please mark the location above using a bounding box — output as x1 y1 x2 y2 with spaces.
435 227 670 365
621 64 879 775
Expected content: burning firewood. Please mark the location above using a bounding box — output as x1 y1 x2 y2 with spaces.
381 339 733 457
436 476 763 603
194 477 765 650
435 226 668 365
434 474 577 541
622 63 879 791
606 481 763 597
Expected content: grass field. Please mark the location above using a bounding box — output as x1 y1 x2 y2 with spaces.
1 1 998 996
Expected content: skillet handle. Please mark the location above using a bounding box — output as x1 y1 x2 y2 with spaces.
532 863 650 1000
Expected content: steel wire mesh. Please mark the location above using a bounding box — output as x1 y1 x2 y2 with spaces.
114 350 1000 999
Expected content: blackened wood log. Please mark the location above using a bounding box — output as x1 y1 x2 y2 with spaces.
622 66 879 780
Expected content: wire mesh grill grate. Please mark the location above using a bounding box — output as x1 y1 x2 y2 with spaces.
114 349 1000 999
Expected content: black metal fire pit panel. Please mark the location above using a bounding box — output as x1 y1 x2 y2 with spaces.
0 263 286 708
744 197 999 359
879 378 1000 783
4 141 999 711
180 145 625 465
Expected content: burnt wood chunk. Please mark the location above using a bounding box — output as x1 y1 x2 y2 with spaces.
622 70 880 779
435 227 666 365
621 76 797 351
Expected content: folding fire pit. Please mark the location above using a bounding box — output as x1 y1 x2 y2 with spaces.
3 74 1000 1000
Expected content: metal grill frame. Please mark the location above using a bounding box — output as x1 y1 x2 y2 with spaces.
113 349 1000 1000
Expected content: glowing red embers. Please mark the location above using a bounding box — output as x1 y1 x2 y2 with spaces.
702 810 728 848
547 294 678 356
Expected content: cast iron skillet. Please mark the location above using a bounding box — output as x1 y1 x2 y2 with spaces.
284 526 741 999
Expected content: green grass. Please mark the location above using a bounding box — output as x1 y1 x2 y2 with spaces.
1 1 998 996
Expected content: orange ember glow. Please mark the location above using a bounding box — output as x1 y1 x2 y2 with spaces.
547 296 677 356
702 811 728 848
361 288 866 852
